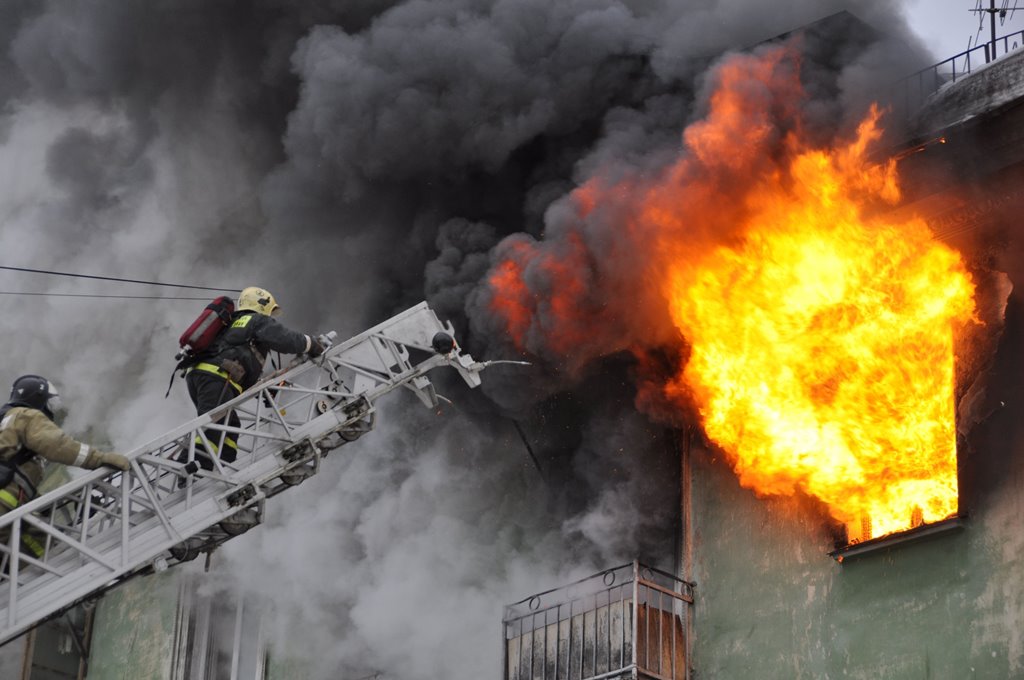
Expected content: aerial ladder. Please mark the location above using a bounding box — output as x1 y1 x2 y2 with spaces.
0 302 505 645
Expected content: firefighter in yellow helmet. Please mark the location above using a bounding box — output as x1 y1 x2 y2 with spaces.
0 375 129 557
182 287 325 470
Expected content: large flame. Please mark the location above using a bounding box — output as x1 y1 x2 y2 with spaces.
487 46 977 541
665 115 975 539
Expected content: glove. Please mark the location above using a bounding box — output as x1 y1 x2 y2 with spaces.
97 451 130 471
308 336 326 358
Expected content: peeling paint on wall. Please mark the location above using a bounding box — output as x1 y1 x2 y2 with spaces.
88 572 180 680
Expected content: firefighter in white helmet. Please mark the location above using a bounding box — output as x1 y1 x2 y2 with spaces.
182 287 324 470
0 375 129 557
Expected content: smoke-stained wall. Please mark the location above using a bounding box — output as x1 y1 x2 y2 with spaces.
87 572 181 680
0 2 937 679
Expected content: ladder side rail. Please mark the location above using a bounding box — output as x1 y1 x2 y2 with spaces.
0 356 438 640
0 352 392 595
7 496 254 639
0 303 485 645
0 303 453 534
0 393 284 630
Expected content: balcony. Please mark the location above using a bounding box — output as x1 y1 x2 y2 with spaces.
503 561 694 680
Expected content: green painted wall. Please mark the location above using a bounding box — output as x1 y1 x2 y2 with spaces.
86 572 180 680
266 653 314 680
688 288 1024 680
689 442 1022 680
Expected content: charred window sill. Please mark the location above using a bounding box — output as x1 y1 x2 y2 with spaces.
828 516 965 563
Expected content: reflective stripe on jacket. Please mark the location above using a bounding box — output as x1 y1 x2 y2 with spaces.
189 362 244 394
206 311 311 389
0 406 106 508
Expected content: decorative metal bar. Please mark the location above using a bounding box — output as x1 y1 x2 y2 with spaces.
671 591 676 680
637 579 693 605
567 599 574 680
619 587 625 672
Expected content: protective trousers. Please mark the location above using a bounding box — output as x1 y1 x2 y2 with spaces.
0 494 45 559
185 369 242 469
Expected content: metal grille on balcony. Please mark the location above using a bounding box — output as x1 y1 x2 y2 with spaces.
503 561 694 680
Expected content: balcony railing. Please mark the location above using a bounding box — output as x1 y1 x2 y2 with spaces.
503 561 694 680
891 30 1024 117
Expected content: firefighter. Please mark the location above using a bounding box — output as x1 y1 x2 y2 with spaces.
0 375 130 558
183 286 324 471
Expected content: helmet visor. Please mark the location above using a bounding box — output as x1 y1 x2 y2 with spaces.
47 385 67 421
46 381 62 413
46 391 67 424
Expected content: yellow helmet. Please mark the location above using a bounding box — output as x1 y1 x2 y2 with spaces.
237 286 280 316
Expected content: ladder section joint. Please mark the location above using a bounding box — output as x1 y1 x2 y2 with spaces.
222 484 260 509
281 440 317 463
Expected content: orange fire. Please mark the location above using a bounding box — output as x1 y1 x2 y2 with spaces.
487 45 977 541
665 115 976 539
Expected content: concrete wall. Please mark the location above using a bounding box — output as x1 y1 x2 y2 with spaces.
689 292 1024 679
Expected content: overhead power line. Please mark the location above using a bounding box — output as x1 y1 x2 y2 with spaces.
0 291 212 301
0 265 241 293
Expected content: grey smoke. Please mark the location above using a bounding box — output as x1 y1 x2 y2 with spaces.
46 127 152 220
424 218 499 331
217 402 580 677
0 1 935 677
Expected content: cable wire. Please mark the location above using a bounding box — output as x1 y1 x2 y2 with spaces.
0 265 240 293
0 291 213 300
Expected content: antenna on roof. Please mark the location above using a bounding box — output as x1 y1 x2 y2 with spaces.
970 0 987 55
1005 0 1019 23
969 0 1024 60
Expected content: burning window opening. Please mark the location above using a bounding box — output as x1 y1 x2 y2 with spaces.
821 401 963 554
503 562 694 680
661 106 975 552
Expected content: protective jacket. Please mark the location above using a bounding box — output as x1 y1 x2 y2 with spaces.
201 311 312 389
0 405 109 510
